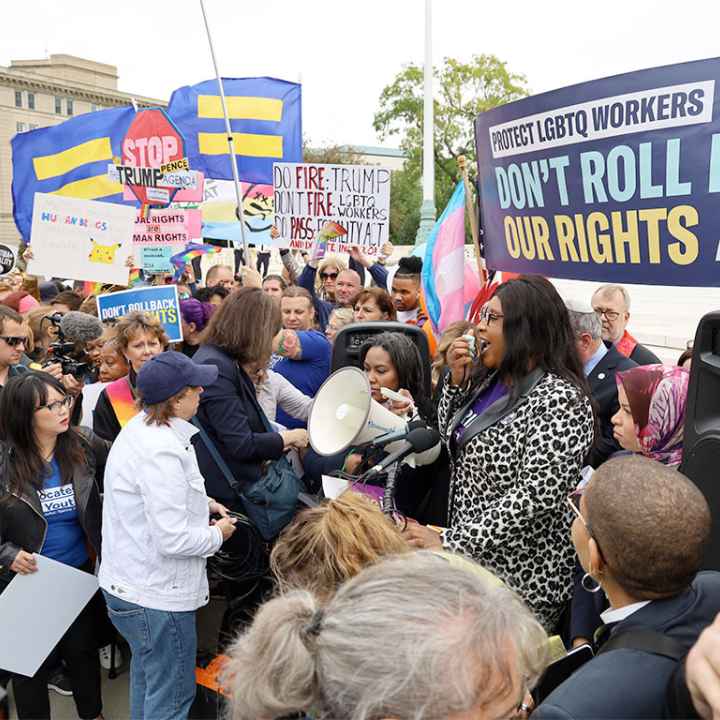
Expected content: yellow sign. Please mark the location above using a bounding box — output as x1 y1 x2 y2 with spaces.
160 157 189 173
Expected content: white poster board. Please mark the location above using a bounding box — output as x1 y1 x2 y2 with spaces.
273 163 391 256
27 193 134 285
0 555 98 676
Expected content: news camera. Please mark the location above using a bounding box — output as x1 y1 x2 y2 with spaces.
43 311 104 380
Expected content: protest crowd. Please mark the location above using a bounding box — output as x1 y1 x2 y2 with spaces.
0 237 718 720
3 54 720 720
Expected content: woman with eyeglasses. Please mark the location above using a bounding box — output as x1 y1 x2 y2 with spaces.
402 275 594 632
0 371 108 720
92 311 168 442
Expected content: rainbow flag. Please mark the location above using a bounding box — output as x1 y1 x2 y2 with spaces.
422 182 481 334
170 243 221 280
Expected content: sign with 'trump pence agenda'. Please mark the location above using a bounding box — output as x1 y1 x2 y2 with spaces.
474 57 720 286
273 162 390 255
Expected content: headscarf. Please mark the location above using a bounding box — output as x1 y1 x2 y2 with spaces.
616 364 690 466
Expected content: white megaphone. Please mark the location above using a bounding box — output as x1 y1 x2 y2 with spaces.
308 366 408 456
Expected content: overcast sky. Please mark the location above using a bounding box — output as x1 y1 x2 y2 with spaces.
2 0 719 149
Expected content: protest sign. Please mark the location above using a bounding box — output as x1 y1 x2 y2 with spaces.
132 208 202 270
0 244 15 275
0 555 98 677
199 178 274 247
273 163 391 255
28 193 133 285
97 284 182 342
474 57 720 287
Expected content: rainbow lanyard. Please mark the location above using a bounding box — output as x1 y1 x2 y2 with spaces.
106 376 138 429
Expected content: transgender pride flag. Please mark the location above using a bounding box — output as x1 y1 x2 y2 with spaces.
422 181 480 334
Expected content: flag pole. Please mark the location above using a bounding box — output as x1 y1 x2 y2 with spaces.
458 155 487 285
199 0 249 266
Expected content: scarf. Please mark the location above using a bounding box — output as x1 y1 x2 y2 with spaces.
616 364 690 466
615 329 638 359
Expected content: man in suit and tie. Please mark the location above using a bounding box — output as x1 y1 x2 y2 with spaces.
566 299 637 469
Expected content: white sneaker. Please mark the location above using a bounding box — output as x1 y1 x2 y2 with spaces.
99 643 123 670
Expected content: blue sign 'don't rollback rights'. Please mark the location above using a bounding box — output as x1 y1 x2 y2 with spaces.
97 284 182 343
474 57 720 286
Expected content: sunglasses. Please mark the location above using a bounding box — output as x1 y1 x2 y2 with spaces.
0 335 26 347
320 272 339 280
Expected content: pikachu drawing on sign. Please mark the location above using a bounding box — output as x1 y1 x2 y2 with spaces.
89 238 122 265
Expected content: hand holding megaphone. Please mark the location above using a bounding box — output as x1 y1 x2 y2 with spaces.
381 387 415 417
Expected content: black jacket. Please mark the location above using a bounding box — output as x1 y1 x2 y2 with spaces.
535 572 720 719
0 428 108 590
192 344 284 505
586 345 637 469
630 342 662 366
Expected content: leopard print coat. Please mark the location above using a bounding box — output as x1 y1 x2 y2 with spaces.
439 372 594 631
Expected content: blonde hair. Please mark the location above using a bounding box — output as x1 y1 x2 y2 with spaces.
270 491 410 602
316 255 347 299
432 320 474 387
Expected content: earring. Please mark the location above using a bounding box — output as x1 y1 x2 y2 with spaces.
581 572 602 593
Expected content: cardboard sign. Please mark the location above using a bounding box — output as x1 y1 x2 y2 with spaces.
97 284 182 342
140 246 174 273
273 163 391 255
474 57 720 286
132 209 201 270
28 193 133 285
0 244 15 275
122 171 205 203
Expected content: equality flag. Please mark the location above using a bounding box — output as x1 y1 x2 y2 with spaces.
11 106 136 241
170 242 221 280
422 182 481 334
167 78 302 185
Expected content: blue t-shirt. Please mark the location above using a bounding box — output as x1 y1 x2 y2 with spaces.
274 330 331 429
38 459 88 567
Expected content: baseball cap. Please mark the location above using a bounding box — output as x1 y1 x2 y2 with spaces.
136 350 218 405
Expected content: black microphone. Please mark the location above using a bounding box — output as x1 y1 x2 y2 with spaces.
370 419 426 448
59 311 104 344
363 427 441 480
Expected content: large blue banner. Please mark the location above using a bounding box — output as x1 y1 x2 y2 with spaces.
474 57 720 286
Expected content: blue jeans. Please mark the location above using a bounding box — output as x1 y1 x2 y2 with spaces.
102 590 196 720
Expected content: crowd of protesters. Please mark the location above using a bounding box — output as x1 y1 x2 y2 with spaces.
1 241 720 720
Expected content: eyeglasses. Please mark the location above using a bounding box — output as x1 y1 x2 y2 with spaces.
37 396 73 415
0 336 26 347
479 304 504 325
320 271 339 281
567 490 587 528
592 307 621 321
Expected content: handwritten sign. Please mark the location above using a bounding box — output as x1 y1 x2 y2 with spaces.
273 163 391 255
132 209 201 270
97 284 182 342
28 193 133 285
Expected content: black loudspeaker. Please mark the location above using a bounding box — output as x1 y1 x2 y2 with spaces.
680 311 720 570
330 321 432 398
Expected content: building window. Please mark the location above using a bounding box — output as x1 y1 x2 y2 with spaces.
29 123 38 130
16 122 26 133
27 92 35 110
91 103 98 112
14 91 22 108
66 98 74 116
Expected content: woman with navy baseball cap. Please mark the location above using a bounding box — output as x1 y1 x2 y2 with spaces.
99 351 237 720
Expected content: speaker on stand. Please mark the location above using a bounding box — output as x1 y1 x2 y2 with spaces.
680 310 720 570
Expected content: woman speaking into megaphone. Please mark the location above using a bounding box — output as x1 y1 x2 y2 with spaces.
303 332 439 517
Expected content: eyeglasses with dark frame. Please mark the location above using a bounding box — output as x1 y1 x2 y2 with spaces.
592 306 621 321
0 335 26 347
479 304 504 325
37 396 73 415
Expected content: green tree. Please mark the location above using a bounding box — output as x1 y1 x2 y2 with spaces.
374 54 529 244
302 140 362 165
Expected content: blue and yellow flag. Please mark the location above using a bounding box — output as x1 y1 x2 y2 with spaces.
11 106 136 241
167 77 302 185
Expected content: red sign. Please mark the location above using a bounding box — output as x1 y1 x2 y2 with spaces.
121 109 186 207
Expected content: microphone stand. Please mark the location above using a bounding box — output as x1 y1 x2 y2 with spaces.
382 460 401 518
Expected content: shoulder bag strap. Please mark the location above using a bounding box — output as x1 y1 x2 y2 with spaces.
598 628 687 661
191 417 244 497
